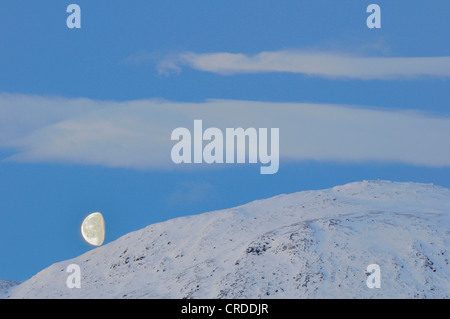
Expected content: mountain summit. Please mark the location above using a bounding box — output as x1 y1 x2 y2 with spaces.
7 180 450 298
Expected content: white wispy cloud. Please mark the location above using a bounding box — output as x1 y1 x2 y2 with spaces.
157 50 450 79
0 93 449 169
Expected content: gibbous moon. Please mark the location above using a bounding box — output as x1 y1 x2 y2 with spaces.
81 212 105 246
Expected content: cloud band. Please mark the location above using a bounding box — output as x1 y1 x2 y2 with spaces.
158 51 450 79
0 93 449 169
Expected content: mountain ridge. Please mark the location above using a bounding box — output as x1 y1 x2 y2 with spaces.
6 180 450 298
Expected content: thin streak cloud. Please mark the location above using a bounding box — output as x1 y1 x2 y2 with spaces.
157 50 450 79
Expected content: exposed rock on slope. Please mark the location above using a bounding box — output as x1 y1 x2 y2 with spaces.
0 279 19 298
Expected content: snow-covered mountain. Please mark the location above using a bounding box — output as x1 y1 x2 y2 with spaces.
6 180 450 298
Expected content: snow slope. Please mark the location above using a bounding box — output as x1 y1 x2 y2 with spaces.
7 180 450 298
0 279 19 298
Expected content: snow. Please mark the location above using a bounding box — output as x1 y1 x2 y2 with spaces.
5 180 450 298
0 279 19 299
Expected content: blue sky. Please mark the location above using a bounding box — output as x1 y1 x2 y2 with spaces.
0 1 449 282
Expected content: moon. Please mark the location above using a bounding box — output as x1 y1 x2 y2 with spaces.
81 212 105 246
